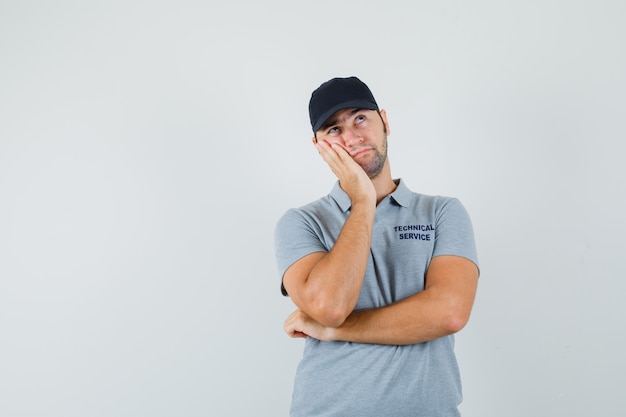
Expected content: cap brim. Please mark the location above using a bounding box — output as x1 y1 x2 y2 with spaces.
313 100 379 132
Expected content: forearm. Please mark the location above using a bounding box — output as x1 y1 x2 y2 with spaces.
330 292 461 345
284 292 463 345
300 201 375 326
283 138 378 327
328 256 479 344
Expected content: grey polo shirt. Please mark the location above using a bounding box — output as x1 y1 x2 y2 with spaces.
275 179 479 417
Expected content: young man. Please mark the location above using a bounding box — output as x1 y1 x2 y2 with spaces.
275 76 479 416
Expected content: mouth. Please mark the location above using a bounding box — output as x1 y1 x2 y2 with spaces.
350 147 373 158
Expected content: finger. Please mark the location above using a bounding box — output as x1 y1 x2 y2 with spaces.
284 313 300 334
314 140 335 158
284 320 309 338
315 142 343 172
316 141 354 175
330 142 351 159
316 141 348 160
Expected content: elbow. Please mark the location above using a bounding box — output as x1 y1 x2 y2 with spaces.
313 306 350 329
443 310 471 334
309 299 351 328
444 315 468 334
301 284 353 328
438 293 474 335
317 315 347 329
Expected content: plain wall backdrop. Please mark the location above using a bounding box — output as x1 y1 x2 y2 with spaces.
1 1 624 416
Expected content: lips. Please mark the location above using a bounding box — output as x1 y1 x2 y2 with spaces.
351 147 373 158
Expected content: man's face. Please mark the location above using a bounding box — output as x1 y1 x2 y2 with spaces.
314 108 390 179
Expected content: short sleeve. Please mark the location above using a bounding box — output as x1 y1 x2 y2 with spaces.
432 198 479 270
274 208 328 295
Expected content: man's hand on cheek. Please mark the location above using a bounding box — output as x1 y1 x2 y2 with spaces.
313 140 375 205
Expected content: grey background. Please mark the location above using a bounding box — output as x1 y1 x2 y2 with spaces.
1 1 624 416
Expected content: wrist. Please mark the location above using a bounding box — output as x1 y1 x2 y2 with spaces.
323 326 338 342
350 196 376 210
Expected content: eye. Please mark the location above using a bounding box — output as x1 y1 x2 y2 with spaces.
355 115 366 124
327 126 340 135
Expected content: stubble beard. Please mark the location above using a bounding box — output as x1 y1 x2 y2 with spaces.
359 135 388 179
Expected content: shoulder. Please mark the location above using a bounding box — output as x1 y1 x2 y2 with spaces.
405 191 465 216
275 194 341 239
392 179 462 211
401 190 472 226
277 195 332 223
277 189 348 224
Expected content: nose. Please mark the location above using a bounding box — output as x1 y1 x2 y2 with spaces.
340 127 362 147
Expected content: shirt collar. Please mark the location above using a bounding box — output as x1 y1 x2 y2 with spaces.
329 181 352 212
329 178 412 212
389 178 412 207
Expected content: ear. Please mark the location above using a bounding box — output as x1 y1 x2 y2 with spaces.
311 136 318 144
379 109 391 136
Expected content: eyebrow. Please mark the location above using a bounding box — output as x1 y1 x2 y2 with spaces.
320 108 365 131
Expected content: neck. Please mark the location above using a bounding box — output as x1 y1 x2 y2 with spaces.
370 162 397 205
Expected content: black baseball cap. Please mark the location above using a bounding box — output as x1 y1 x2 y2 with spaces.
308 76 379 132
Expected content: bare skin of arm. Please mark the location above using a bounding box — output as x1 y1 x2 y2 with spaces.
282 140 376 328
284 255 479 345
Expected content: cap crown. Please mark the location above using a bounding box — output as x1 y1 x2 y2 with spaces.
309 76 379 132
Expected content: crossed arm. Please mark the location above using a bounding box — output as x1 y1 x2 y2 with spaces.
284 254 478 345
